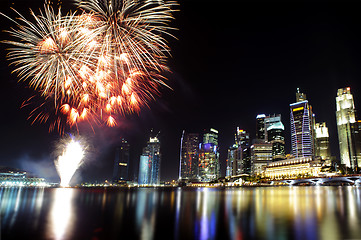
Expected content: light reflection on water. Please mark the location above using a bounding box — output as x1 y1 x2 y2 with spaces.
48 188 74 240
1 186 361 239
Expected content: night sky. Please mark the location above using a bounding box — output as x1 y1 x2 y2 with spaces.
1 0 361 182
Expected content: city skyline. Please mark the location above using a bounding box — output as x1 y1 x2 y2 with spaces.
1 0 361 182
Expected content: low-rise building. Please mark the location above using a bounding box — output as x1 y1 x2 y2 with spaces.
264 157 324 179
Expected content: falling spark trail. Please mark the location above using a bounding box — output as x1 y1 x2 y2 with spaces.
2 0 178 132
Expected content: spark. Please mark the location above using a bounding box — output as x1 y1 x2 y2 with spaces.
2 0 177 132
54 136 85 187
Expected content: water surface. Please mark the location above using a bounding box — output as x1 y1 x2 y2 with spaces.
1 186 361 239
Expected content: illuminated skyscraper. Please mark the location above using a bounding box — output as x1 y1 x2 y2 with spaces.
256 114 266 140
235 128 251 174
267 122 285 160
138 132 161 185
226 144 239 177
336 87 361 172
251 141 273 175
198 128 220 181
138 155 150 185
227 128 252 177
235 128 250 147
179 131 199 180
112 138 130 183
264 114 282 140
315 122 331 160
256 114 282 142
290 89 314 158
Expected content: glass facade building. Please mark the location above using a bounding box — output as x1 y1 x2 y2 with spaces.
112 138 130 183
226 144 239 177
256 114 266 140
236 128 251 174
267 122 285 161
138 155 150 185
290 90 314 158
227 128 252 177
138 134 161 185
264 114 282 140
315 122 331 160
179 131 200 180
235 128 250 147
198 128 220 181
251 141 273 175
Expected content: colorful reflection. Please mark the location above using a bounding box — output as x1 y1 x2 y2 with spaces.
223 186 361 239
174 188 220 240
1 186 361 239
0 187 45 232
135 189 158 240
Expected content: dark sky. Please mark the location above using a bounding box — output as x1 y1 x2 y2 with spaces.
1 0 361 183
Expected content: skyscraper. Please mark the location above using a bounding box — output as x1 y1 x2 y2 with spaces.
267 122 285 160
290 89 314 158
226 144 239 177
235 128 250 147
336 87 361 172
198 128 220 181
138 155 150 185
227 128 251 177
179 131 200 180
315 122 331 160
256 114 282 142
138 132 161 185
112 138 130 183
251 141 273 175
264 114 282 140
234 128 251 174
256 114 266 140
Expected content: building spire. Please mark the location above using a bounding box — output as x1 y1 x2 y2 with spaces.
296 88 307 102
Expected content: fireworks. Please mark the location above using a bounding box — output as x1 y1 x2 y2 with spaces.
2 0 177 131
54 136 86 187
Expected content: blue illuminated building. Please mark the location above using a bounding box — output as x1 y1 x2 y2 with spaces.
138 131 161 185
138 155 150 185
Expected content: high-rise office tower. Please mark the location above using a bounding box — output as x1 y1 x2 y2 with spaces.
336 87 361 171
256 114 283 142
179 131 200 180
235 128 250 147
112 138 130 183
256 114 266 140
241 147 252 174
251 141 273 175
235 128 251 174
267 122 285 160
138 155 150 185
351 121 361 170
198 128 220 181
290 89 314 158
227 128 251 177
138 132 161 185
226 144 239 177
315 122 331 160
264 114 282 140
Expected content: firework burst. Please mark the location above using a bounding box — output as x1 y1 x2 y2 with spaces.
2 0 177 131
54 135 86 187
